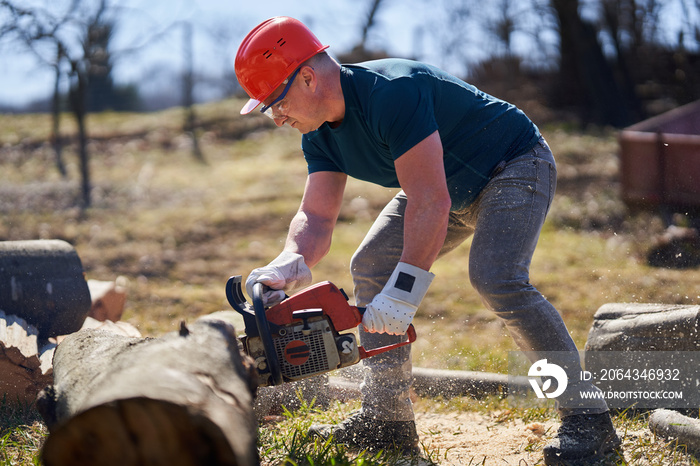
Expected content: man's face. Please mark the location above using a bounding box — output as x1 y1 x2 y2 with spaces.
260 67 323 134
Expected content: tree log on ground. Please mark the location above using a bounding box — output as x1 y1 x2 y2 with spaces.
37 316 259 466
585 303 700 352
649 409 700 453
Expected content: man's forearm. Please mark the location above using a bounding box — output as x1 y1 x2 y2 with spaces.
284 210 335 268
399 197 450 271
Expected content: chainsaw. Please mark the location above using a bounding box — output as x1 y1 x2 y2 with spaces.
225 275 416 387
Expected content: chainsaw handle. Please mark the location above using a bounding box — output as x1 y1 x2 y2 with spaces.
358 324 417 359
354 306 417 342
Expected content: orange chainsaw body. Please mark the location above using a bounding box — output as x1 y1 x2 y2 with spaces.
225 276 416 387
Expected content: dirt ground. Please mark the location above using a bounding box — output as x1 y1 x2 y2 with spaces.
415 410 559 465
413 409 651 465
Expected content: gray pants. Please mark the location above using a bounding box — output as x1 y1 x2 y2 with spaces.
350 137 608 420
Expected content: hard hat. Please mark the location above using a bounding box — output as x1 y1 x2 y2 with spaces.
235 16 329 115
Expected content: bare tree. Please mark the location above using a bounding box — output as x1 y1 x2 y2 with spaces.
0 1 70 177
337 0 392 63
0 0 170 206
594 0 700 118
485 0 518 57
50 42 68 178
360 0 384 50
426 0 698 125
0 0 118 207
549 0 632 125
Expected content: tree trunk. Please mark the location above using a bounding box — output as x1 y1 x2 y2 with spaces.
549 0 631 126
37 316 259 466
51 47 67 178
70 63 91 208
182 22 204 163
0 239 91 338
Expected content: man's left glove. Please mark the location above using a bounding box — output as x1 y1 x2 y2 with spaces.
245 251 312 307
362 262 434 335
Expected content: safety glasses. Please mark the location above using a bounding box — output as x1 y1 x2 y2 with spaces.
260 67 301 119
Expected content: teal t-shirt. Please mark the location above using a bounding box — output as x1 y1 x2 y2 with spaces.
302 58 540 210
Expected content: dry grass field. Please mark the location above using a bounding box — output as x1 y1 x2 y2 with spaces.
1 100 699 464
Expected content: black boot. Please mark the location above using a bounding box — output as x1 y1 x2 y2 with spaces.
543 412 622 465
308 410 420 455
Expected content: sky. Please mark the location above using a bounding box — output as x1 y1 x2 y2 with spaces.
1 0 694 109
0 0 442 108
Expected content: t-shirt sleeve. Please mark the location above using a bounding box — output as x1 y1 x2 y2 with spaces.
302 135 343 174
370 77 439 159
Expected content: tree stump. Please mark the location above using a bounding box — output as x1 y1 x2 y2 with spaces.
0 239 91 337
37 316 259 466
585 303 700 352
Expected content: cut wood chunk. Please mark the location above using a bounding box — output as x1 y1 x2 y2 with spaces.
0 310 54 403
87 278 127 322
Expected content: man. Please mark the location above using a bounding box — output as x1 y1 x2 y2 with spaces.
235 16 621 464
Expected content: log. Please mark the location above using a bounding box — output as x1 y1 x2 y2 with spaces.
0 310 55 403
412 367 530 399
0 240 91 337
324 367 532 402
585 303 700 352
37 317 259 466
649 409 700 452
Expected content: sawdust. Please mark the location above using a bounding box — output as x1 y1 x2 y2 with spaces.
412 410 674 465
414 410 557 465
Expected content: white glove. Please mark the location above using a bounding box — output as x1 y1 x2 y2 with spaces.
362 262 434 335
245 251 312 307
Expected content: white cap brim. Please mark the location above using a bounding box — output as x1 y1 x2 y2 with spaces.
240 98 262 115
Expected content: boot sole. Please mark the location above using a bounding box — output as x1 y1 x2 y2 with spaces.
543 432 623 465
308 424 420 456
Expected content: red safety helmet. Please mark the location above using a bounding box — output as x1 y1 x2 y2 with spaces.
235 16 329 115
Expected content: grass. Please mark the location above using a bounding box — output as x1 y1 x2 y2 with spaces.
257 396 438 466
0 400 45 466
1 100 700 464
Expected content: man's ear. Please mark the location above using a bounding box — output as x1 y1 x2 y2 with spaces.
300 65 317 91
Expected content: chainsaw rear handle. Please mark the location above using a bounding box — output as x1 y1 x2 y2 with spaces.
356 307 417 339
355 306 417 359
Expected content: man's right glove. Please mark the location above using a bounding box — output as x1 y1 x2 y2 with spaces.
245 251 312 307
362 261 434 335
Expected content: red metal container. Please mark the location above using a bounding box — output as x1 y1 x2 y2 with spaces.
619 100 700 214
